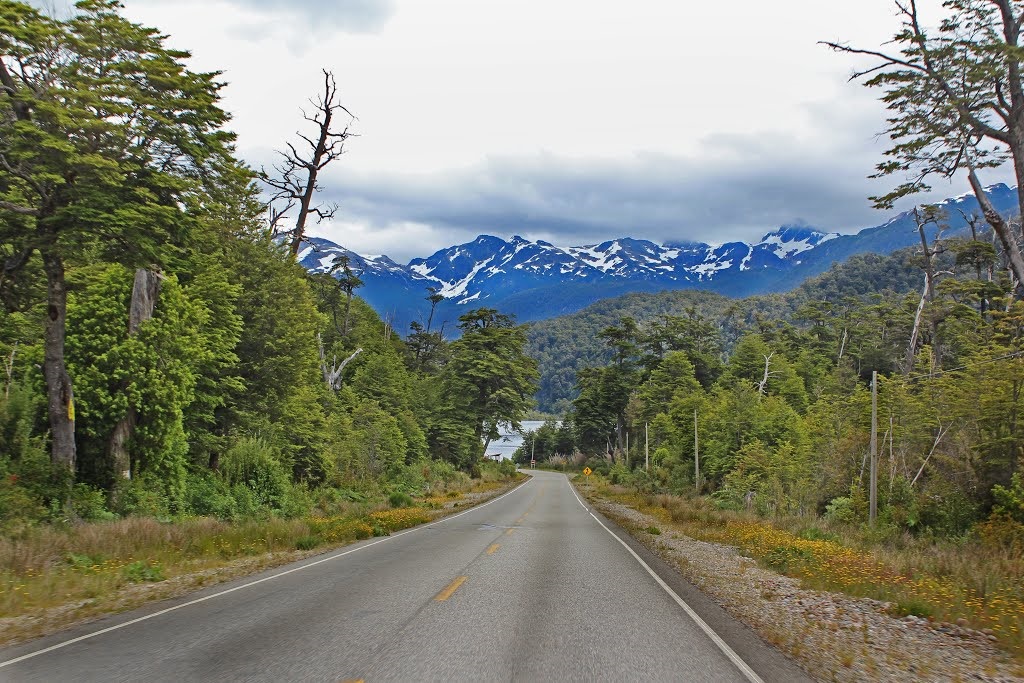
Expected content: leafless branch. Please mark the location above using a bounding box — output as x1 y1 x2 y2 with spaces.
260 69 356 257
0 200 38 216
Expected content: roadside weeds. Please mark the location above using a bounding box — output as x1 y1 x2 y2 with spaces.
0 475 525 648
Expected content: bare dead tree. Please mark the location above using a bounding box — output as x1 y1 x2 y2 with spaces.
318 332 362 392
109 268 163 482
261 70 355 257
911 421 953 487
757 353 778 396
905 206 947 374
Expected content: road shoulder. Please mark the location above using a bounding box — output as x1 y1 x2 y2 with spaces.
578 482 1023 683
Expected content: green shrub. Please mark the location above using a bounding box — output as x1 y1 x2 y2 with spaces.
992 473 1024 524
0 384 42 463
498 458 517 478
629 469 657 494
67 552 103 571
824 496 856 524
0 474 47 528
388 491 414 508
122 560 165 583
229 483 264 520
220 437 290 509
295 535 322 550
710 489 744 511
390 461 427 495
278 483 315 518
646 525 661 535
894 595 935 619
427 459 461 485
916 489 978 535
182 473 237 519
111 474 169 519
69 483 116 521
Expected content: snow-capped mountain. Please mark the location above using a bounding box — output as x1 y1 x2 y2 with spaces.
300 184 1019 330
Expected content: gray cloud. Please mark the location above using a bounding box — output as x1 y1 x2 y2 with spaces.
28 0 395 35
306 94 1015 262
317 141 1002 262
225 0 394 33
114 0 396 36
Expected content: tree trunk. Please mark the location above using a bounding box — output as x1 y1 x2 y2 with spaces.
288 105 333 257
1012 139 1024 243
41 250 76 471
916 211 936 302
109 269 162 480
342 290 353 337
969 168 1024 289
905 278 928 375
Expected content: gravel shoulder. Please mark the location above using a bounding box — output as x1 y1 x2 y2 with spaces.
588 493 1024 683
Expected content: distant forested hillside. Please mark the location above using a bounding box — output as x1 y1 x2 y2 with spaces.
528 247 925 413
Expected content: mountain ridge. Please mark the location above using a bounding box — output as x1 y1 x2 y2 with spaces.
300 184 1019 330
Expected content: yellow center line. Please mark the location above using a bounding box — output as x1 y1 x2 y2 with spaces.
434 576 468 602
505 528 515 536
486 543 500 555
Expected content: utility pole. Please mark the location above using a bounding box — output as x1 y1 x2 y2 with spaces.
869 370 878 525
645 422 649 471
694 408 700 493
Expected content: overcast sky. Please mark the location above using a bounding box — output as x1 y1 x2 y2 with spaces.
54 0 1019 261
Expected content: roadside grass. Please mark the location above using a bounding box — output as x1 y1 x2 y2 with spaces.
0 473 523 634
583 481 1024 658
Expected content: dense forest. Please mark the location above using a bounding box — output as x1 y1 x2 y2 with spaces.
527 248 926 414
0 1 536 528
518 0 1024 539
519 224 1024 535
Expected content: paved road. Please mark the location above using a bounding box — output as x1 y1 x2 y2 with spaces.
0 470 812 682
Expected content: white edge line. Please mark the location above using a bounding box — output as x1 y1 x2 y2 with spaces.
571 479 764 683
0 476 532 669
568 479 589 510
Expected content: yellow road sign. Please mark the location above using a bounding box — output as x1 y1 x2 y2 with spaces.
583 467 592 476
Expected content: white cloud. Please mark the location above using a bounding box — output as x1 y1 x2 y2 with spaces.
91 0 1000 259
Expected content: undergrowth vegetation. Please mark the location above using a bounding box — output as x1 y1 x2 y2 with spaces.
0 462 521 626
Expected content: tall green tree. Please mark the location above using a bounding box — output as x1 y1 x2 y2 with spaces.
0 0 233 470
442 308 538 465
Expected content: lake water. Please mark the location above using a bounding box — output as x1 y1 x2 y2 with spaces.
488 420 546 460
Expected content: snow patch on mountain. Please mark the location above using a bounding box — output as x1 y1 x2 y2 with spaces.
298 183 1018 328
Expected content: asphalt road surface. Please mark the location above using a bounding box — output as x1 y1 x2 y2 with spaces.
0 470 813 682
